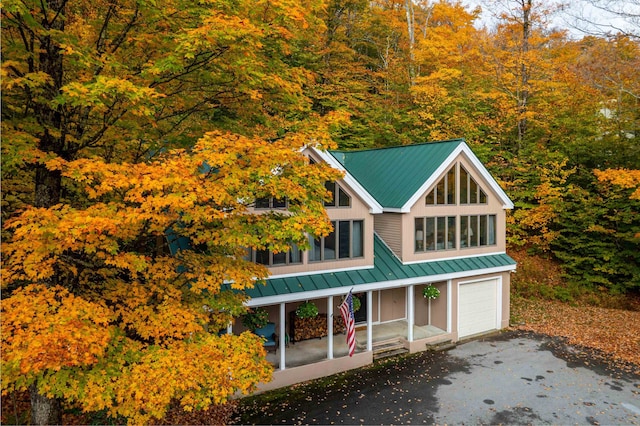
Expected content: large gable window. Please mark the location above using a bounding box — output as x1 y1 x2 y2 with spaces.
324 182 351 207
415 216 456 252
460 167 487 204
310 220 363 261
425 167 456 205
460 215 496 248
246 244 303 266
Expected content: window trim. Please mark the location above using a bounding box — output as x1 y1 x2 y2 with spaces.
247 244 303 267
414 216 457 252
309 219 364 262
460 214 497 249
324 182 351 208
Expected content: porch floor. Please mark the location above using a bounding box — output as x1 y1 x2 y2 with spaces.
266 321 446 369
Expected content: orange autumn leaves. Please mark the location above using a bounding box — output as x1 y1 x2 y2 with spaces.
1 285 113 377
512 298 640 375
1 286 273 424
595 168 640 200
1 131 342 423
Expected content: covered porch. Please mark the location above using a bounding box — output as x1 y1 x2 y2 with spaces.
265 320 448 369
238 247 516 391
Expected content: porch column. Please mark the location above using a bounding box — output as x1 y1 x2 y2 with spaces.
327 296 334 360
366 290 373 352
407 284 414 342
447 280 452 333
279 302 286 370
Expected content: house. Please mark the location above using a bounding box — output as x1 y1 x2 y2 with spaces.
237 139 516 392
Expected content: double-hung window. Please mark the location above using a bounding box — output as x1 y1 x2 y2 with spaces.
255 197 288 209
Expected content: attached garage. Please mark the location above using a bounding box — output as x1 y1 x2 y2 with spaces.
458 278 501 338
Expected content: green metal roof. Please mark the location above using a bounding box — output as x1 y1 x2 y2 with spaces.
245 234 516 300
329 139 464 209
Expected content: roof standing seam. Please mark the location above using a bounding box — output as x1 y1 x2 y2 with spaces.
251 237 516 300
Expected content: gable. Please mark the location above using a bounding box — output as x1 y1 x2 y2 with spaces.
327 140 513 212
305 147 383 214
414 152 506 210
329 140 462 209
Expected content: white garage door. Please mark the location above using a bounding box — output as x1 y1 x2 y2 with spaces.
458 279 499 338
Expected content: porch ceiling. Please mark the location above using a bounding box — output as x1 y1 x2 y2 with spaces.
243 235 516 304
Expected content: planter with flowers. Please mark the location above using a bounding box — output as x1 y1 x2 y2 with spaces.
422 284 440 326
422 284 440 300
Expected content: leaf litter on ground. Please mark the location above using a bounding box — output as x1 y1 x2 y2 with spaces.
511 297 640 375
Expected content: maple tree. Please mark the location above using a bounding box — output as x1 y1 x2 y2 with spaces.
2 132 343 424
1 0 343 424
409 1 506 143
595 169 640 200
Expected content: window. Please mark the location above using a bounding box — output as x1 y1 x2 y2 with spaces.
310 220 363 261
324 182 351 207
460 167 487 204
246 243 303 266
415 216 456 251
460 215 496 248
255 197 288 209
425 167 456 205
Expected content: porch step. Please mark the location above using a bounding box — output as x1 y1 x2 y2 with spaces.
373 339 409 361
425 339 455 352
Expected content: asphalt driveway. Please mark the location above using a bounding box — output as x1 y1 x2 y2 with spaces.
234 330 640 425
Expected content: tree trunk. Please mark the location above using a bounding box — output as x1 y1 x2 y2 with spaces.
404 0 416 85
33 0 66 208
516 0 532 153
30 384 62 425
30 2 66 424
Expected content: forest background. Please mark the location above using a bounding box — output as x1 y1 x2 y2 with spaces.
1 0 638 424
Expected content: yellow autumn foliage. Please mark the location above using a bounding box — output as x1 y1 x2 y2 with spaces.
1 128 341 423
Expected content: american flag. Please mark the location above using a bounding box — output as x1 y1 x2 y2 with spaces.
339 290 356 357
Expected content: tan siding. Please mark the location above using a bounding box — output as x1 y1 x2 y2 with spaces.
254 173 376 276
379 288 406 322
430 282 448 330
414 286 429 326
414 282 447 329
402 153 508 262
374 213 402 257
